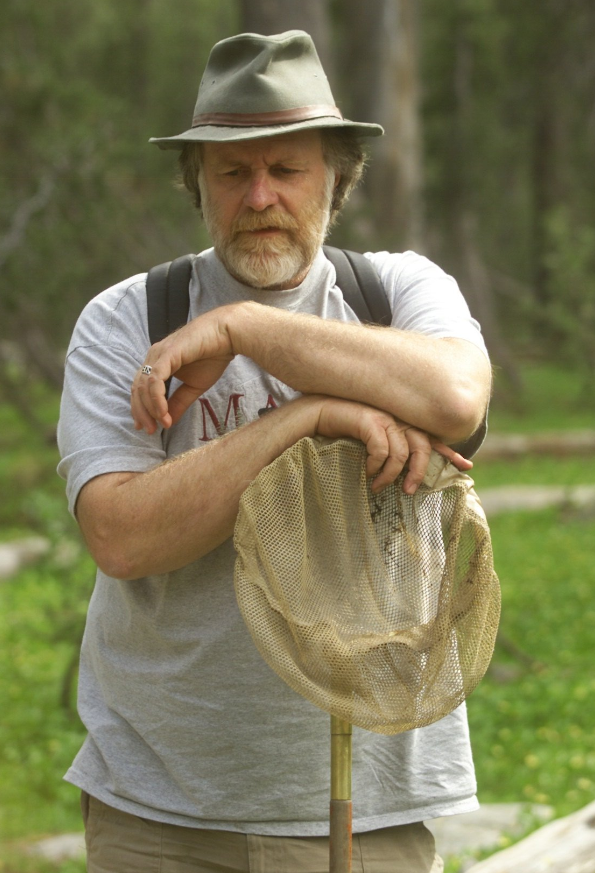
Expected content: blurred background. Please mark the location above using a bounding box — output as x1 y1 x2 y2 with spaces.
1 1 594 871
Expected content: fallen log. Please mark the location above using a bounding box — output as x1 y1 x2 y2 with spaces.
466 799 595 872
479 430 595 460
0 537 50 580
479 484 595 517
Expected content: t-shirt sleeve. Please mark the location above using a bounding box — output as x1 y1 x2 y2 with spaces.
57 279 166 516
365 250 489 358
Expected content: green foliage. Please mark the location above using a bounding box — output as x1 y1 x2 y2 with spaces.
0 391 64 535
472 454 595 491
541 208 595 389
0 394 92 842
3 0 595 370
421 0 595 355
488 363 595 433
468 506 595 818
1 0 237 351
0 549 94 839
0 852 86 873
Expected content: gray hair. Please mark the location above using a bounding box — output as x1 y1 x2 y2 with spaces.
177 129 368 226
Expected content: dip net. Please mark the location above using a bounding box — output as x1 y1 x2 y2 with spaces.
234 437 500 735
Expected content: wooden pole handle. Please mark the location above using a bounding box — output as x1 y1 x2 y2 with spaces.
330 715 353 873
329 799 352 873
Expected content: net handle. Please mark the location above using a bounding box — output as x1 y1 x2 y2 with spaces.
330 715 352 873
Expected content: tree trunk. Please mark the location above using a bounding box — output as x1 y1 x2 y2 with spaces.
338 0 424 251
239 0 333 74
530 42 561 307
439 6 520 392
457 211 523 395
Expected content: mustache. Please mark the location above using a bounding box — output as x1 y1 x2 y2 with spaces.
232 210 299 235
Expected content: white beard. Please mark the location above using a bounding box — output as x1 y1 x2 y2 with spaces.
200 169 335 290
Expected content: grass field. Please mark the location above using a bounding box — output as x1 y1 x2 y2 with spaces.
0 364 594 870
469 507 595 813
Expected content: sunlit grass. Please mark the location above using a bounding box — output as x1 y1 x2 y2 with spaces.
468 507 595 818
471 453 595 490
0 849 86 873
489 362 595 432
0 547 93 840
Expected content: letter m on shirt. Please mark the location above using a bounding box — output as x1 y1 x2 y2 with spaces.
199 394 244 442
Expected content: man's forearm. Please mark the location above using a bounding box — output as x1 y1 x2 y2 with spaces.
78 396 320 580
78 393 474 581
137 302 491 442
229 302 490 442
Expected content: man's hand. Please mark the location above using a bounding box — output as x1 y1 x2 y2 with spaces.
132 306 238 433
312 396 472 494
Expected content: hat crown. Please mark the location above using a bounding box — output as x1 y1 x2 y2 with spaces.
194 30 336 118
149 29 383 146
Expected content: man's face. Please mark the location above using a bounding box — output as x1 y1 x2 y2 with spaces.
199 131 338 290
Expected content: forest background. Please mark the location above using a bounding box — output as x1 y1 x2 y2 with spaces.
1 1 595 871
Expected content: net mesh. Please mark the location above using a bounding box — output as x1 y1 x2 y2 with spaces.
234 437 500 735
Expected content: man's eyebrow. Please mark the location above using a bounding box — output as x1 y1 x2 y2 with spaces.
213 153 311 169
213 158 244 169
270 156 310 167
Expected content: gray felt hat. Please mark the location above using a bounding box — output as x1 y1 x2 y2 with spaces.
149 30 384 148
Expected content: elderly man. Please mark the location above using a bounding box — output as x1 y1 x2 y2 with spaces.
58 30 491 873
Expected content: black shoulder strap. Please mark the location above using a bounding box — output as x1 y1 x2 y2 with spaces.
146 249 390 345
323 246 392 325
144 249 484 457
146 254 195 346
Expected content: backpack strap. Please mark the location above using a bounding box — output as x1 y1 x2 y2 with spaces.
146 249 390 345
323 246 392 325
144 250 484 457
146 254 194 395
146 254 195 346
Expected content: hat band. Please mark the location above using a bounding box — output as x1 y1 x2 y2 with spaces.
192 104 343 128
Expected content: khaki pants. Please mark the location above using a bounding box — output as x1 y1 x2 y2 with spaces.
82 793 443 873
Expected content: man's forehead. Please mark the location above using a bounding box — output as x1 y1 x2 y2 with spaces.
203 130 324 166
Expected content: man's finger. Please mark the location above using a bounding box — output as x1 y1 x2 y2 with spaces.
368 426 409 492
432 441 474 471
131 369 171 432
167 384 204 426
401 428 433 494
142 375 170 424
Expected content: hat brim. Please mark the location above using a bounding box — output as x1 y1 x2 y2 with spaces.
149 116 384 149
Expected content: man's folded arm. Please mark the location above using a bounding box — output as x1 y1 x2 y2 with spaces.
134 302 492 443
75 394 473 581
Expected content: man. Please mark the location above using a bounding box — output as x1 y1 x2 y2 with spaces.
58 30 491 873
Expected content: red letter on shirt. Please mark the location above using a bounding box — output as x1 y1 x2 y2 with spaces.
199 394 244 442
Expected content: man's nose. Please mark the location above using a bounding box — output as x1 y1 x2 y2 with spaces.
243 171 279 211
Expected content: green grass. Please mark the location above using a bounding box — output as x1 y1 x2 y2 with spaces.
471 454 595 490
468 507 595 818
0 549 94 840
0 392 64 539
1 365 594 867
489 362 595 432
0 850 86 873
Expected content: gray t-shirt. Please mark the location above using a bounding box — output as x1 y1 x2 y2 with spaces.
57 248 487 835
